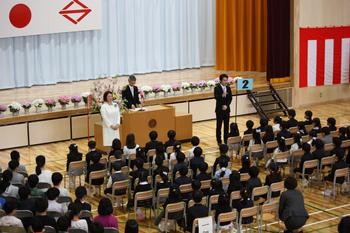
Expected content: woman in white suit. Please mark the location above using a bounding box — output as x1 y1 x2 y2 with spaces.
100 91 120 147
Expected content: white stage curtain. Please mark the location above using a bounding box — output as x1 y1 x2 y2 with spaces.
0 0 215 89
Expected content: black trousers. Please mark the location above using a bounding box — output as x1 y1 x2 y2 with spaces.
216 110 230 144
284 216 307 233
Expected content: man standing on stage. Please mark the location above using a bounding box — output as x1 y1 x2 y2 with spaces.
122 75 141 109
214 74 232 145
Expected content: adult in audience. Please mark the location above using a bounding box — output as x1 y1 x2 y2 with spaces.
34 198 58 230
100 90 121 146
338 216 350 233
279 177 309 233
122 75 141 109
35 155 53 185
214 73 232 145
66 143 82 172
186 190 209 233
10 150 27 175
0 200 23 227
94 198 118 228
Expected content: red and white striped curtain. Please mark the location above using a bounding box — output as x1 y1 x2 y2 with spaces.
299 26 350 88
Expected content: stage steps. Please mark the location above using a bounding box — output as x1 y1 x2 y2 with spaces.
247 84 289 120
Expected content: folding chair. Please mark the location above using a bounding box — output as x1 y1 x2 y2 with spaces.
64 160 86 189
155 188 169 217
133 190 154 221
267 181 284 202
15 210 33 219
104 227 119 233
220 176 230 188
179 184 193 202
217 211 237 232
301 135 310 143
87 169 107 196
330 131 339 138
259 201 279 233
324 143 335 154
238 206 259 233
227 136 242 158
249 144 264 165
188 197 207 208
127 153 137 168
200 179 211 195
164 202 186 233
146 149 156 164
80 210 93 219
273 151 290 177
296 159 319 191
240 173 250 183
324 167 349 200
230 190 241 208
341 139 350 149
264 140 278 163
166 146 174 155
100 157 108 169
0 226 26 233
285 138 294 147
108 180 129 208
319 156 335 180
290 149 304 174
288 127 299 135
252 186 269 206
57 196 73 204
304 125 313 133
108 157 121 173
208 194 219 215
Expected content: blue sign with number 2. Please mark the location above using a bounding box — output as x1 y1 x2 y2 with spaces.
237 78 254 91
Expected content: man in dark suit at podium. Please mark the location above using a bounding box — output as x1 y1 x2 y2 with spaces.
214 74 232 145
122 75 141 109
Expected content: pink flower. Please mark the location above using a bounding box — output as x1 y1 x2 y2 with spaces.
227 77 234 84
71 96 82 103
0 104 7 112
171 83 181 91
152 84 162 93
45 98 56 107
58 96 70 105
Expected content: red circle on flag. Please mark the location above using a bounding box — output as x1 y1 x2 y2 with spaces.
9 4 32 28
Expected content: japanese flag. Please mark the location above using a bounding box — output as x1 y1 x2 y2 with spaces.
0 0 102 39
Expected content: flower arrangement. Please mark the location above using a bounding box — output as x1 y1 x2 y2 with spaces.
189 82 199 90
161 84 172 93
197 80 208 89
228 77 234 85
181 82 190 90
207 80 216 88
71 95 82 103
22 102 31 109
81 92 91 104
58 96 70 106
171 83 181 92
141 86 153 95
214 77 220 84
32 99 44 108
45 98 56 110
152 85 162 93
0 104 7 113
8 102 21 115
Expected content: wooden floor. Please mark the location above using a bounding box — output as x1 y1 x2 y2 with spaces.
0 100 349 232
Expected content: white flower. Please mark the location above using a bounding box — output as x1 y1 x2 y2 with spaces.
32 99 44 108
8 102 21 112
161 84 172 93
81 92 90 98
141 86 153 93
181 82 190 90
207 80 216 87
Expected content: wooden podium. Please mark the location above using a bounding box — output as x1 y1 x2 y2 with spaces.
95 105 192 152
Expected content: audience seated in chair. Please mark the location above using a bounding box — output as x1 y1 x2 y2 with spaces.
66 144 82 172
0 199 24 227
93 198 118 229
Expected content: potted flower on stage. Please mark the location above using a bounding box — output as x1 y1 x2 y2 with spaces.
207 80 216 91
152 85 162 98
0 104 7 117
228 77 234 85
58 96 70 110
171 83 181 96
189 82 199 93
197 80 208 92
32 99 44 113
8 102 21 116
45 98 56 112
181 82 190 95
21 102 32 114
161 84 172 97
141 86 153 99
81 92 91 107
71 96 82 108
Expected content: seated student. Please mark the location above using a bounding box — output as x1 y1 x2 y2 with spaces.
153 145 168 163
35 155 52 185
30 217 45 233
256 118 269 133
123 133 140 168
129 158 150 189
312 139 325 161
324 151 348 187
246 166 262 197
152 156 169 182
321 127 333 145
94 198 119 229
213 144 230 173
57 216 70 233
262 125 275 144
338 216 350 233
17 186 35 213
144 130 163 155
279 177 309 233
10 150 27 175
267 136 288 167
330 137 345 157
154 185 183 226
46 187 66 214
169 141 182 166
1 170 19 198
287 109 298 129
339 127 348 141
264 162 282 198
208 178 225 197
27 174 44 197
239 154 251 174
297 121 308 136
277 121 292 139
196 162 211 182
228 122 240 137
104 162 128 195
244 120 255 147
0 200 23 227
227 170 243 196
34 198 58 230
51 172 69 197
69 186 91 211
68 203 89 232
304 110 313 125
174 167 192 201
164 130 177 151
290 133 303 152
172 152 187 181
125 219 139 233
214 160 231 182
85 154 105 186
66 144 82 172
191 180 201 193
232 188 254 225
85 140 101 170
186 190 209 233
190 147 205 178
311 117 322 133
135 147 147 164
214 193 232 229
8 160 25 185
294 143 314 176
155 172 170 195
127 172 152 210
248 129 264 160
273 116 282 133
188 136 200 159
327 117 337 132
308 130 317 147
109 138 123 158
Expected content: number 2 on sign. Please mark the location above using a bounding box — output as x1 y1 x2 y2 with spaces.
237 78 253 91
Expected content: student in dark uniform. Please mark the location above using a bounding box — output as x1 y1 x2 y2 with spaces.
164 130 176 151
279 177 309 233
122 75 141 109
264 162 282 198
186 190 209 233
213 144 230 173
304 110 313 125
327 117 337 132
144 131 163 155
214 74 233 145
287 109 298 128
66 144 82 172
